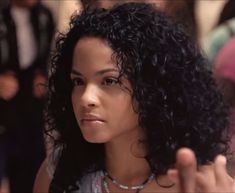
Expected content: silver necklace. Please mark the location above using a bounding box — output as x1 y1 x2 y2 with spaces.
103 177 142 193
103 177 111 193
102 170 155 193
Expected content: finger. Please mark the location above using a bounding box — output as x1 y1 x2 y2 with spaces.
197 164 216 186
167 169 179 184
196 171 214 191
214 155 228 184
176 148 197 193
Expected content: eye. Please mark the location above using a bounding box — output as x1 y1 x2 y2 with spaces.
103 77 119 86
71 77 84 86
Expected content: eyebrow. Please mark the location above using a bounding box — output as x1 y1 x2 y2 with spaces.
71 68 119 76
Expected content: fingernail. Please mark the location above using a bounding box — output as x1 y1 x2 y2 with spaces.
216 155 227 165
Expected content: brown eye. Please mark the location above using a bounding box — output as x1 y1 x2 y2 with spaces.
71 77 84 86
103 78 119 86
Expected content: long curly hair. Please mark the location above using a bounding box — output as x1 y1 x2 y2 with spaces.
45 2 229 192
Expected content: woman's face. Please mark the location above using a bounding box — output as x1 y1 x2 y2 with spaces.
71 37 140 143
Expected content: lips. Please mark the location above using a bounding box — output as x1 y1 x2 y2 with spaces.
80 114 104 122
80 114 105 126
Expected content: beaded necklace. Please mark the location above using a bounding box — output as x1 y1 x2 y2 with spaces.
102 170 155 193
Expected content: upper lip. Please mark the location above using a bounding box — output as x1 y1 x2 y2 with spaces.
80 114 105 122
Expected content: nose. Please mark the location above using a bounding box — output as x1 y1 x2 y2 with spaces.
79 83 99 108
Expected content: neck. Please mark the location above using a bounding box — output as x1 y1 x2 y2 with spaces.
104 128 151 186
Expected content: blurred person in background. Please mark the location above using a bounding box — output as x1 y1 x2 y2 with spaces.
0 0 55 192
195 0 228 51
57 0 197 41
205 17 235 63
56 0 165 33
0 0 9 9
214 36 235 154
0 1 9 192
80 0 197 37
205 0 235 63
56 0 80 33
217 0 235 27
162 0 197 39
202 0 235 62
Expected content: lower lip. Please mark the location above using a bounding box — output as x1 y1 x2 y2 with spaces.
81 120 105 127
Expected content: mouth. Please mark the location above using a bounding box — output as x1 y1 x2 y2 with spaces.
80 119 105 128
79 114 105 126
81 119 104 123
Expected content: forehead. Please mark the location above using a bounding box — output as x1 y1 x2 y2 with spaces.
72 37 118 71
74 37 113 60
74 37 111 52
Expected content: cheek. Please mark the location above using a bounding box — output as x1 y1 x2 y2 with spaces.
112 99 139 127
71 89 81 105
71 94 76 110
71 93 80 117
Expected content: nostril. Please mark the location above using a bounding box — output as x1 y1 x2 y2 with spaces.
88 103 96 107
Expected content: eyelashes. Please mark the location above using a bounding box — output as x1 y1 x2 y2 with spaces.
71 77 84 86
102 77 120 86
71 77 121 87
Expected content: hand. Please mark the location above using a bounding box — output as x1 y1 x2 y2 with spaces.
196 155 235 193
167 148 235 193
0 73 19 101
168 148 197 193
33 74 46 98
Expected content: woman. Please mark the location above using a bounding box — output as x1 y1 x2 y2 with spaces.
34 3 234 193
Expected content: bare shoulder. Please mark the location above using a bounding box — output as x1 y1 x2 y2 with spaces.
33 159 51 193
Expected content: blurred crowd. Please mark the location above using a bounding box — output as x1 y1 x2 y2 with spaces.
0 0 234 192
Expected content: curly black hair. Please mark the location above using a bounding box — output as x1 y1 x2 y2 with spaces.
45 2 229 192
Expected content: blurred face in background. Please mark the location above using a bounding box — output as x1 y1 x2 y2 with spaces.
11 0 38 8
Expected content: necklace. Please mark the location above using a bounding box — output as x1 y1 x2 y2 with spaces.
102 170 155 193
103 177 111 193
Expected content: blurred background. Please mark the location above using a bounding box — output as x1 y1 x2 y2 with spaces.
0 0 234 192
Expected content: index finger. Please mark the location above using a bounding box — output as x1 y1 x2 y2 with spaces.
176 148 197 193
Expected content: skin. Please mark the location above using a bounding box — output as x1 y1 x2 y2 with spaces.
71 37 141 144
71 37 154 187
11 0 38 8
168 148 235 193
0 72 19 101
33 159 50 193
34 148 235 193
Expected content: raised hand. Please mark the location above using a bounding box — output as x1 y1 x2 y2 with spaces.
168 148 235 193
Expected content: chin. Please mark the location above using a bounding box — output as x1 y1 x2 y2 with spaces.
82 133 110 144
